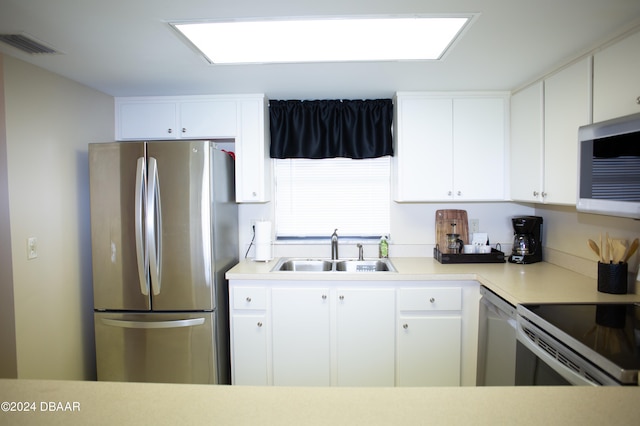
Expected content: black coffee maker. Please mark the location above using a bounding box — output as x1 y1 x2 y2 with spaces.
508 216 543 264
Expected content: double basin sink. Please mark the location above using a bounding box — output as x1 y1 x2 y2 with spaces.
271 258 396 273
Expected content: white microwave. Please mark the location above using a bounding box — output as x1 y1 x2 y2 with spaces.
577 112 640 219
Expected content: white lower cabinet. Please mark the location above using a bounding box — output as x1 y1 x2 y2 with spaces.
229 279 479 387
271 288 331 386
231 314 268 385
230 286 269 386
336 288 395 386
397 288 462 386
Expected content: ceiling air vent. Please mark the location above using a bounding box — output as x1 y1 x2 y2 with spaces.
0 33 59 54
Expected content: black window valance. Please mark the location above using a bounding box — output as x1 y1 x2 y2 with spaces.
269 99 393 159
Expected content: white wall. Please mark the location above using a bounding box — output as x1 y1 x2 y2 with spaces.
2 55 113 380
239 200 536 260
535 204 640 283
0 55 18 378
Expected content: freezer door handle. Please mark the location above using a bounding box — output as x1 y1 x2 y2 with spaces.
147 157 162 296
134 157 149 296
100 317 205 329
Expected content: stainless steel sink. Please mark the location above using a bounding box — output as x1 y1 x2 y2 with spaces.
271 258 396 272
274 259 334 272
335 260 396 272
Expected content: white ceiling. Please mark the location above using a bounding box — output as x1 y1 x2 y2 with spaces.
1 0 640 99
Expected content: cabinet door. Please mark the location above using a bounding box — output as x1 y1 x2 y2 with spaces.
336 288 395 386
594 30 640 122
235 97 271 202
180 100 237 138
510 82 544 202
394 96 453 201
271 288 330 386
231 314 268 385
118 101 177 140
453 97 506 200
397 315 461 386
544 57 591 205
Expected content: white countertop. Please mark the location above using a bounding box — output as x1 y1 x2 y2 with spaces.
227 257 640 305
2 379 640 425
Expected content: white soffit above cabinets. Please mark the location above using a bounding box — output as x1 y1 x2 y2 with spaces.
171 15 476 64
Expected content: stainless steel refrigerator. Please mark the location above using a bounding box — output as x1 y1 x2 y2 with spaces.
89 140 238 384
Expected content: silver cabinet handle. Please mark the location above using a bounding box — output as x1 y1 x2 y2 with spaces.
322 294 327 300
246 297 252 303
541 192 547 198
167 128 172 134
636 96 640 105
430 297 435 303
339 295 345 300
257 322 263 327
182 128 187 133
403 323 408 329
457 191 462 196
101 318 205 329
533 191 539 197
447 191 453 196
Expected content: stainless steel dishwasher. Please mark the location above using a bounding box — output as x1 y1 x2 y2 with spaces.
476 286 517 386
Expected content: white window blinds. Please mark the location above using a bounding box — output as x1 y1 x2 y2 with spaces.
274 157 391 237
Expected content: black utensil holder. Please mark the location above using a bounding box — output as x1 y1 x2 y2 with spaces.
597 262 628 294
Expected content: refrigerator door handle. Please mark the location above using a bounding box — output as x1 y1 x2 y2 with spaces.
101 318 205 329
134 157 149 296
147 157 163 296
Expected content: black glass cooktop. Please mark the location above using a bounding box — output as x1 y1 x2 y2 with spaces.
523 303 640 372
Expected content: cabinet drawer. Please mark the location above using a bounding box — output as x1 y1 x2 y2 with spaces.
398 287 462 311
233 287 267 310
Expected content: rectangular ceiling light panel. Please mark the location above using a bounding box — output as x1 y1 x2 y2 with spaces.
172 16 473 64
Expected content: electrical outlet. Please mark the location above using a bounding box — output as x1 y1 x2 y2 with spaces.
470 219 480 234
27 237 38 260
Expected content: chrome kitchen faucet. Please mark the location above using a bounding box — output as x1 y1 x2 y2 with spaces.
331 229 339 260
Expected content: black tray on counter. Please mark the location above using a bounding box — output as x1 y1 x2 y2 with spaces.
434 246 506 264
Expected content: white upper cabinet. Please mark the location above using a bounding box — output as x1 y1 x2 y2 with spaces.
452 97 507 201
180 99 237 138
235 96 271 203
116 96 237 140
393 92 508 202
393 96 453 201
510 57 591 205
593 30 640 122
543 57 592 205
510 82 544 203
117 100 178 140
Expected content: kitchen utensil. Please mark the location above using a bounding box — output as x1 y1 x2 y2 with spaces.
587 239 600 259
435 210 468 252
623 238 639 263
599 233 603 262
446 222 464 254
611 239 626 264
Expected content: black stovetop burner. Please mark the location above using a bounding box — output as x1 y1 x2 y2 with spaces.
522 303 640 373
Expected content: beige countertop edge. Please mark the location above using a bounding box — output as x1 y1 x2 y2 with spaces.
226 257 640 305
1 379 639 426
